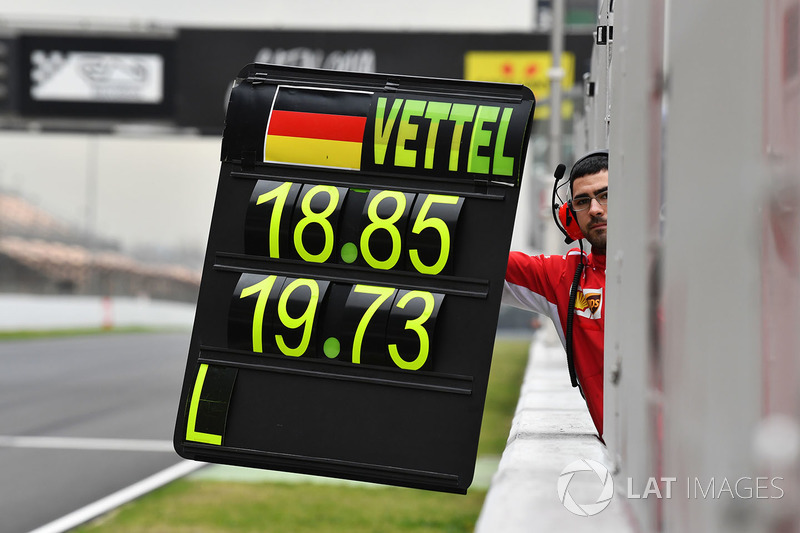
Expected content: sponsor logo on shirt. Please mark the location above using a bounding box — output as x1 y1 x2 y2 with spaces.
575 288 602 319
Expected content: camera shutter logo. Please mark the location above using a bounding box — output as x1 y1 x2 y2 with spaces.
557 459 614 516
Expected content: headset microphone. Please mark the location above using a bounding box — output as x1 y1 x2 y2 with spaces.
554 163 566 181
551 163 585 244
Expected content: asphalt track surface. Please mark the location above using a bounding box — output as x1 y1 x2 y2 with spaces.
0 332 193 533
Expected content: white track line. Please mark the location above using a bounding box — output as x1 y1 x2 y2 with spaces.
27 459 205 533
0 435 174 452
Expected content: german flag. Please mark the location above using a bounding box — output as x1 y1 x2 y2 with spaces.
264 86 373 170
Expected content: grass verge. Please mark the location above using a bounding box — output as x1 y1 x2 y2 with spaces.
82 482 487 533
75 337 532 533
0 326 186 341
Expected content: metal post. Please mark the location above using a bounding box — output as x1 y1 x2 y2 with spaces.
545 0 565 257
539 0 566 349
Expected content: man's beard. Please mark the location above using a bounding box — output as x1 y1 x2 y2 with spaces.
585 216 607 252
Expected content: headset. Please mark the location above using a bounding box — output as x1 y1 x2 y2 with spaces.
550 149 609 389
551 149 609 244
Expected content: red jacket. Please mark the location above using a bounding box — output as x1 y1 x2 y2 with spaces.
503 248 606 436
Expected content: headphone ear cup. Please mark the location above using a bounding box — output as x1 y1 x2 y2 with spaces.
559 202 585 242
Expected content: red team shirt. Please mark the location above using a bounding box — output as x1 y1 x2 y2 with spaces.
503 248 606 436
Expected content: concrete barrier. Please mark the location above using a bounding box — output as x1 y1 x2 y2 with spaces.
475 327 634 532
0 294 195 331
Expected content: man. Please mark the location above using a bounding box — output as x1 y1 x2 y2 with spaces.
503 151 608 437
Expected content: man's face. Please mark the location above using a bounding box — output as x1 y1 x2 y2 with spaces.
571 170 609 252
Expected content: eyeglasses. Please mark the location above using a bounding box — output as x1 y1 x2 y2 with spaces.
571 191 608 211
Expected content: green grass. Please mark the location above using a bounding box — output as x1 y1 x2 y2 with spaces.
0 326 186 340
81 482 487 533
478 338 531 456
75 338 531 533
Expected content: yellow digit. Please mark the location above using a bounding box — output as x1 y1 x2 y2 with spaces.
294 185 339 263
352 285 395 364
239 275 278 353
409 194 459 275
275 278 320 357
256 182 292 258
360 190 406 270
389 291 435 371
185 364 222 445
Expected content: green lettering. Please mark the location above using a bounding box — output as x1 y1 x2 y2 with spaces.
409 194 458 275
240 275 279 353
256 181 292 258
395 100 426 167
352 285 396 364
186 364 222 445
388 291 435 371
448 104 476 172
360 190 407 270
493 107 515 176
467 105 500 174
293 185 339 263
374 97 403 165
423 101 452 169
275 278 319 357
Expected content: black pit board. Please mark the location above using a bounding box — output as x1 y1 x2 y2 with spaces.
174 63 535 494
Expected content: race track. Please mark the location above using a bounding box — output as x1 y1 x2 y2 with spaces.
0 332 194 533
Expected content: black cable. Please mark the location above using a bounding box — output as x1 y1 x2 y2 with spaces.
551 164 567 237
565 243 585 389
